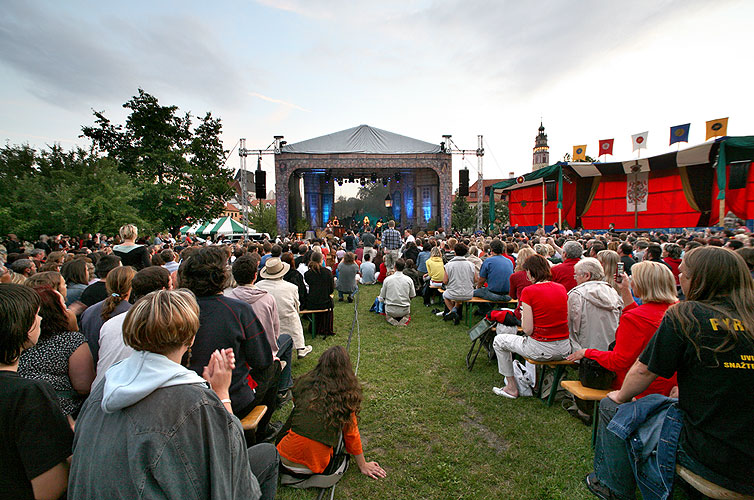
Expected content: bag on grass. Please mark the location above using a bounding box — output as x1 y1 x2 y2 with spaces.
512 359 536 397
369 297 385 314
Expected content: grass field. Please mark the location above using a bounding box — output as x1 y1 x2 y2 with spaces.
271 285 688 500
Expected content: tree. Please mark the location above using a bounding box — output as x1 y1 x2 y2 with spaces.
247 202 277 238
82 89 233 233
0 144 144 240
451 194 475 232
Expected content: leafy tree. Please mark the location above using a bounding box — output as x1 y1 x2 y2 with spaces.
0 144 144 240
82 89 233 233
247 202 277 238
451 194 475 232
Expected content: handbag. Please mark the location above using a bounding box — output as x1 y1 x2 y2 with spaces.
579 357 616 390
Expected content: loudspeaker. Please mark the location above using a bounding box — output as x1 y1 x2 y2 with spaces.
545 180 557 202
255 168 266 199
459 169 469 197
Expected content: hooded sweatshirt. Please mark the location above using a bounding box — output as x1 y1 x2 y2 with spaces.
101 351 207 413
567 280 623 351
227 285 280 358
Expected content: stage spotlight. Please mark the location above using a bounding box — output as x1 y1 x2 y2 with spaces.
371 173 376 183
395 172 401 182
382 178 388 187
349 173 355 183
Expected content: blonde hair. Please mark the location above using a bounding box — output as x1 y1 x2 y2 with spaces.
123 289 200 355
630 261 677 304
597 250 620 290
514 247 536 272
430 246 442 258
119 224 138 241
534 243 549 257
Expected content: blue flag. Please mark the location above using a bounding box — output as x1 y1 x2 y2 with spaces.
670 123 690 145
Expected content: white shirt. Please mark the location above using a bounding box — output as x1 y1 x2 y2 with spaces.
92 314 134 390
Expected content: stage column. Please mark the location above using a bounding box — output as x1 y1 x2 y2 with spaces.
303 172 322 229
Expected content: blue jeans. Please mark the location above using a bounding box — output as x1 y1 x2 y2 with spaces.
247 443 279 500
276 334 293 392
338 288 357 300
473 288 511 301
594 397 636 500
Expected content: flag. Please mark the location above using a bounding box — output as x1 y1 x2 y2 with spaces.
598 139 614 156
669 124 690 145
706 117 728 140
632 131 648 152
627 172 649 212
573 145 587 161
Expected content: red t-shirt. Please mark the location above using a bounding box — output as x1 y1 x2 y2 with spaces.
585 301 677 398
508 270 531 300
551 258 580 292
519 281 569 341
663 257 682 286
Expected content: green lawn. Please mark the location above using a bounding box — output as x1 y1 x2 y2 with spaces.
272 285 686 500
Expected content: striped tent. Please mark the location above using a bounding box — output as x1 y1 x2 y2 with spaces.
180 217 251 235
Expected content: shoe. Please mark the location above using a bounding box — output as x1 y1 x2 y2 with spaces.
261 421 283 443
297 345 313 358
584 473 619 500
492 386 518 399
347 296 353 303
431 308 441 314
435 311 445 317
338 297 344 302
453 313 461 325
443 310 457 322
277 389 292 406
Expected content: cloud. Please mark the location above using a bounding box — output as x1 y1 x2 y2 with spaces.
248 92 310 112
0 2 255 111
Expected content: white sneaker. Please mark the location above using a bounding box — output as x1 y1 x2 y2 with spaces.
297 345 313 359
492 386 517 399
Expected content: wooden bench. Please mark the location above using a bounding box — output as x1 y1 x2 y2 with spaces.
676 464 753 499
299 309 330 338
240 405 267 432
560 380 610 448
462 297 517 328
524 358 576 407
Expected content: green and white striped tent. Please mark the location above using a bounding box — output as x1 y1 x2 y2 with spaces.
180 217 251 236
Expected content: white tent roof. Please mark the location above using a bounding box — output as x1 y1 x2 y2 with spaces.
281 124 443 154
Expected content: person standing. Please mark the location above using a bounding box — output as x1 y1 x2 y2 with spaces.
361 229 376 262
381 220 402 272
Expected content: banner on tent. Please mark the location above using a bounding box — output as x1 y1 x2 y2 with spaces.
627 172 648 212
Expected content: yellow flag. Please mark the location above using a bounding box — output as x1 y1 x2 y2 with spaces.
706 117 728 140
573 145 587 161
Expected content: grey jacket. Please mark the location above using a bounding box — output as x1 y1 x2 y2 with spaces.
69 373 260 499
567 280 623 351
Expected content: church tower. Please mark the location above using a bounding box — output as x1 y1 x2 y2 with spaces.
532 122 549 171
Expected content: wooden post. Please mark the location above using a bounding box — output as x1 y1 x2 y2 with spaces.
559 207 562 228
541 179 546 228
719 198 725 226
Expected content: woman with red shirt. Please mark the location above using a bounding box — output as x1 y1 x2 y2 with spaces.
567 261 678 397
508 247 536 300
492 255 571 398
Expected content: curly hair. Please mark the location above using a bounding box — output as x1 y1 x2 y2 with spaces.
295 345 362 430
179 246 229 297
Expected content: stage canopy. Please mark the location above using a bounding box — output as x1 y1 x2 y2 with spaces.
490 136 754 231
281 124 442 154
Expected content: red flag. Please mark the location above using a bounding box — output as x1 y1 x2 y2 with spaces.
599 139 614 156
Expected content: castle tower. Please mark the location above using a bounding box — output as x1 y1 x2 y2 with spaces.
532 122 549 171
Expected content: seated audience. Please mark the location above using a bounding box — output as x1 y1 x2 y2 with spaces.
474 239 513 302
180 247 277 440
492 255 570 398
442 243 476 324
359 252 377 285
277 346 386 480
93 265 172 388
567 257 622 351
586 246 754 499
0 284 73 500
379 259 416 326
69 289 279 499
229 254 294 399
79 265 135 364
402 258 423 294
551 240 583 291
18 286 95 417
303 252 336 337
596 249 621 293
282 251 308 304
508 246 536 300
336 252 359 302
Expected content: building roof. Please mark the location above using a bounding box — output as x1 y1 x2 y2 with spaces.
281 124 443 155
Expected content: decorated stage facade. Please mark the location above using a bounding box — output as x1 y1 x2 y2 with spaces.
490 136 754 231
274 125 452 235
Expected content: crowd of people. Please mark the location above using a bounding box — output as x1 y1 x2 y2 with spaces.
1 219 753 498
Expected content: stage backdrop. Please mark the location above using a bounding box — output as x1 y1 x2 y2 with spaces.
507 180 576 228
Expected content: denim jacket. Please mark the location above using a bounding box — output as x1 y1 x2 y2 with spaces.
70 379 261 499
608 394 684 500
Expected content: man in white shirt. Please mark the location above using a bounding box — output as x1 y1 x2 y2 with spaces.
379 259 415 326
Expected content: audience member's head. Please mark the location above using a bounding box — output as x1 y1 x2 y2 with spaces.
61 259 89 285
0 283 41 365
454 243 468 257
131 266 172 300
522 254 551 283
119 224 138 241
646 244 663 261
123 289 199 356
102 266 137 321
514 247 536 272
736 247 754 272
25 271 66 298
231 255 258 286
574 257 605 284
179 247 229 297
34 286 71 337
562 241 584 260
10 259 35 277
95 255 122 279
394 259 405 272
490 240 504 255
630 261 677 303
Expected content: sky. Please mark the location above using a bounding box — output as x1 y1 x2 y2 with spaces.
2 0 753 195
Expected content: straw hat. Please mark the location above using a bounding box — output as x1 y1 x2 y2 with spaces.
260 257 290 279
